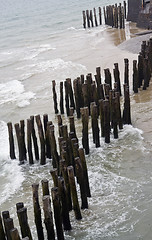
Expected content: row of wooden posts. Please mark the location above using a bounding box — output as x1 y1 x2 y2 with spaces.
133 39 152 93
82 1 126 29
0 155 91 240
7 81 130 166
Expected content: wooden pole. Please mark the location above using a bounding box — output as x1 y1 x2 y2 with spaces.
41 179 50 196
114 63 122 96
17 208 33 240
51 187 65 240
64 80 70 116
60 82 64 114
99 7 102 25
67 166 82 220
20 120 27 161
82 11 86 29
80 107 89 155
52 80 59 114
42 195 55 240
133 60 138 93
10 228 21 240
35 115 46 165
16 203 24 211
60 160 73 211
78 148 91 197
124 58 129 86
30 116 39 161
4 218 14 240
75 157 88 209
43 114 51 159
58 177 72 230
14 123 24 164
90 10 94 27
27 119 34 165
32 184 44 240
50 169 58 187
7 122 16 159
86 10 90 28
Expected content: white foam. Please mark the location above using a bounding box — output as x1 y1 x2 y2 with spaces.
0 80 35 107
0 121 25 205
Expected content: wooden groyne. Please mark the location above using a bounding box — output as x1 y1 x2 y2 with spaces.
82 1 126 29
7 81 131 166
0 167 90 240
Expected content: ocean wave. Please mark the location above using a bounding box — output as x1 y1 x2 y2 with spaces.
0 80 36 107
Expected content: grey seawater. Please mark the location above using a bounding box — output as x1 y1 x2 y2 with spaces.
0 0 152 239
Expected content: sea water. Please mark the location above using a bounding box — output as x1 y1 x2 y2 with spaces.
0 0 152 239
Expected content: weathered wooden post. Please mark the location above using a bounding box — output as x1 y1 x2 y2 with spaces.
123 84 131 124
75 157 88 209
93 8 98 27
50 169 58 187
124 58 129 86
143 58 150 90
124 1 126 19
4 218 14 240
80 107 89 155
58 177 72 230
41 179 50 196
17 208 33 240
82 11 86 28
51 187 65 240
78 148 91 197
73 78 83 118
69 116 77 140
104 68 112 89
86 10 90 28
113 63 122 96
103 6 107 24
119 3 122 29
90 10 94 27
133 60 138 93
122 6 125 28
43 116 52 159
60 160 73 211
10 228 21 240
14 123 25 164
90 103 100 148
27 119 34 165
16 203 24 211
99 7 102 25
52 80 59 114
30 116 39 161
64 80 70 116
138 53 144 88
20 120 27 161
35 115 46 165
32 184 44 240
67 166 82 220
66 78 75 110
59 82 64 114
42 195 55 240
7 122 16 160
